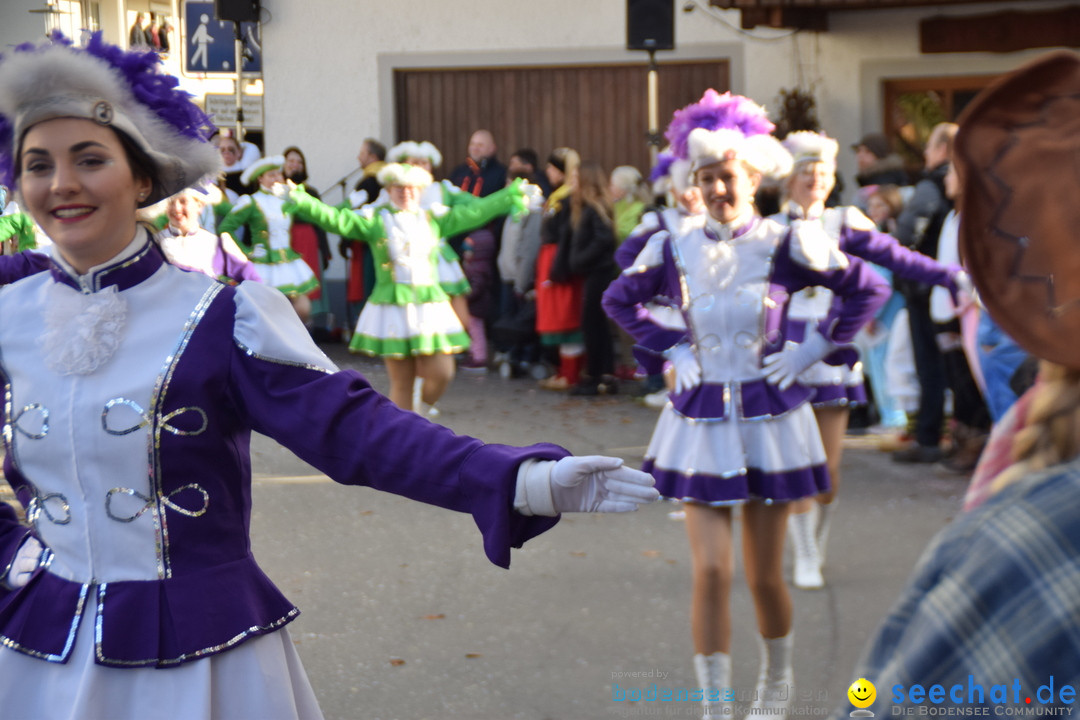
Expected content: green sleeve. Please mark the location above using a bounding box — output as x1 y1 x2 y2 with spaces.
286 188 381 241
213 199 233 224
0 213 38 251
615 200 644 243
217 197 259 238
441 181 481 208
434 179 526 238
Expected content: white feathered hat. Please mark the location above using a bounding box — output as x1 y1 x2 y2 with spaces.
413 141 442 168
687 127 793 180
781 131 839 172
0 33 220 207
650 150 693 197
240 154 285 186
388 140 421 164
377 162 433 188
390 140 442 169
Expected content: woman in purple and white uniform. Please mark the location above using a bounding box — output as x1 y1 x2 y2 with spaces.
603 91 890 719
0 34 656 720
769 131 967 591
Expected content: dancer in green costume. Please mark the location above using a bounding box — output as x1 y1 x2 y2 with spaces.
285 163 533 412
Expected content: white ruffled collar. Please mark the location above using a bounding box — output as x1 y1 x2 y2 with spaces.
41 228 159 376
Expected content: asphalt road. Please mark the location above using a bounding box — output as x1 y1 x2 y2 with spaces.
248 343 969 720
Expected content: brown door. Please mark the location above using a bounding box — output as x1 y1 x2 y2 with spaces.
394 59 730 181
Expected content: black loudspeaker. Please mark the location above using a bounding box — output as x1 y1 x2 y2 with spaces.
627 0 675 51
215 0 260 23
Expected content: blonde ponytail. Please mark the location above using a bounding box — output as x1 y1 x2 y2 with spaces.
991 362 1080 495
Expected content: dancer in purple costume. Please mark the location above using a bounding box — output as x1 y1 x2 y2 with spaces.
0 34 657 720
603 91 890 718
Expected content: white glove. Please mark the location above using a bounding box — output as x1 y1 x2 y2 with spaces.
348 189 369 209
762 328 836 390
5 536 42 589
520 181 544 212
665 343 701 394
951 269 976 311
515 456 659 516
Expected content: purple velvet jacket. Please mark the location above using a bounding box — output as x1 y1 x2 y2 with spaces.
0 251 50 285
773 206 960 366
0 239 565 669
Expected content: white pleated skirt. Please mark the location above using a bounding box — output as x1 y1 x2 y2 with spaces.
0 592 323 720
644 401 829 505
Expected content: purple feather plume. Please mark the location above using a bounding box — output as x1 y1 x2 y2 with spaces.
664 90 774 160
650 151 677 183
80 31 216 142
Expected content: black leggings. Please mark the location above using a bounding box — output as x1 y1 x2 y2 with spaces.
581 273 615 381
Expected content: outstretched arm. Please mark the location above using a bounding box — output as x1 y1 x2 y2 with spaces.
434 179 529 238
840 207 958 290
285 186 381 241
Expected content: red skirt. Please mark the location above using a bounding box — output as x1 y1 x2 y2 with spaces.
534 243 583 335
346 245 367 304
290 222 322 300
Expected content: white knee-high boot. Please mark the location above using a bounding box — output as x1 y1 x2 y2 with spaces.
816 501 837 569
412 377 440 417
787 506 823 589
750 634 794 717
693 652 733 717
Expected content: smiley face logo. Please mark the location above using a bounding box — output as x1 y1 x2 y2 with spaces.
848 678 876 709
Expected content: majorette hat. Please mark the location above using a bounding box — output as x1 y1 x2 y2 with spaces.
377 162 433 188
388 141 421 164
240 154 285 185
781 131 839 171
388 140 443 169
955 50 1080 370
650 149 693 196
0 32 219 207
662 90 790 179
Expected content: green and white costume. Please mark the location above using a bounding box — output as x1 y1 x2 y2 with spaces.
288 182 526 357
0 211 38 251
217 189 319 297
425 180 474 296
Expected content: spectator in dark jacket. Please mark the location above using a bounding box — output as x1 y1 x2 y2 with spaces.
449 130 508 198
568 161 618 396
891 122 958 464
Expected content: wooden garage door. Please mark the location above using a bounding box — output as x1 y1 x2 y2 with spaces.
394 60 730 181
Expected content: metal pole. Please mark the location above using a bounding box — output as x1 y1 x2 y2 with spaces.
233 21 245 142
647 48 661 166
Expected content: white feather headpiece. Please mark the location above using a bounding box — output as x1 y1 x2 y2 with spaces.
781 131 839 172
687 127 793 180
377 162 433 188
415 141 442 168
388 141 421 163
241 155 285 185
0 34 220 206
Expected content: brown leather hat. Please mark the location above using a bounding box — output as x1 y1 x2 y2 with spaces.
956 50 1080 370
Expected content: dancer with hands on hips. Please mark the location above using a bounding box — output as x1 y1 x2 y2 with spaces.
603 90 889 719
0 33 655 720
770 131 969 590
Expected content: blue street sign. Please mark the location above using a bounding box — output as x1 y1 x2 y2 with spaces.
183 0 261 75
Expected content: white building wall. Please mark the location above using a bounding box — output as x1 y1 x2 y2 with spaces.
0 0 1071 291
259 0 1066 207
